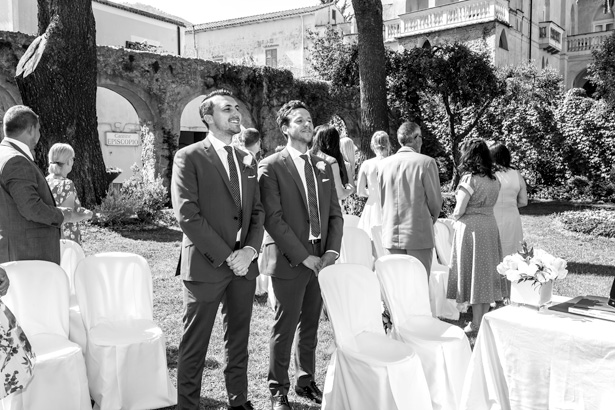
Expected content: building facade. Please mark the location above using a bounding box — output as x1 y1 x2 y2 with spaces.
370 0 614 93
185 4 344 78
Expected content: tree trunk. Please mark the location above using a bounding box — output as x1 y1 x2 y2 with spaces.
15 0 107 207
351 0 389 159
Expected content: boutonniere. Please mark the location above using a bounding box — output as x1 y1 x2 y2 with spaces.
242 154 254 171
315 161 326 175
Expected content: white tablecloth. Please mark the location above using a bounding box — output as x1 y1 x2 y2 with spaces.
461 304 615 410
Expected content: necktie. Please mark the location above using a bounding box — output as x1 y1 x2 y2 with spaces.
300 154 321 237
224 146 242 231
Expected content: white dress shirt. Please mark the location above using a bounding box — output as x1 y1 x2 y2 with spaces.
3 137 34 161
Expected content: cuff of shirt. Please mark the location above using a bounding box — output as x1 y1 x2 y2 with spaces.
245 246 258 261
325 250 340 259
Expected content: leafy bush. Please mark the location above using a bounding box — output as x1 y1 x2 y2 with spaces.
440 192 456 218
558 209 615 237
93 124 169 226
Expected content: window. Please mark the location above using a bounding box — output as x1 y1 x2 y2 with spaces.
266 49 277 68
212 56 224 63
332 9 336 21
499 30 509 50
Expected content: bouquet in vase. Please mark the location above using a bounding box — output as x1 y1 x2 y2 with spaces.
497 241 568 286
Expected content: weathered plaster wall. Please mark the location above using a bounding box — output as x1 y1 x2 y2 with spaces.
0 30 360 184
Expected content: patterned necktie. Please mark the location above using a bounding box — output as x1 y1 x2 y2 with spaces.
224 146 242 231
300 154 321 238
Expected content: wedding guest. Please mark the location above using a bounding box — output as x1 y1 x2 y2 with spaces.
172 89 264 410
0 266 35 400
339 133 356 185
310 125 355 201
490 142 528 298
356 131 390 238
0 105 80 264
447 138 503 333
46 143 93 245
378 122 442 274
234 128 262 163
259 100 343 410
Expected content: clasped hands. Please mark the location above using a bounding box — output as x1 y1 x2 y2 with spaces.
302 252 336 276
226 248 255 277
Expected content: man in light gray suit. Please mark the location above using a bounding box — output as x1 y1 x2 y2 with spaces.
378 121 442 275
0 105 78 264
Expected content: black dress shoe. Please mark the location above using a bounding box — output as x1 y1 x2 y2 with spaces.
271 395 292 410
229 400 255 410
295 381 322 404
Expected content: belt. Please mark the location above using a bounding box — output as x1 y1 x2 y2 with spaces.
308 239 321 244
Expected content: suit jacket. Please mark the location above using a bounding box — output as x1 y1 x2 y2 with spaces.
258 148 343 280
0 140 63 264
171 137 264 283
378 146 442 250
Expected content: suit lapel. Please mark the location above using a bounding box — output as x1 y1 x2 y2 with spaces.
282 148 309 211
312 156 328 229
202 138 233 197
237 150 251 221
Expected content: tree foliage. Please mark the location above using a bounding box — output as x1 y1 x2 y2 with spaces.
588 30 615 108
319 0 354 19
307 25 358 87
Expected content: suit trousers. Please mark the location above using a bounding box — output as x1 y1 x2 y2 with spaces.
177 274 256 409
386 247 433 277
268 242 323 397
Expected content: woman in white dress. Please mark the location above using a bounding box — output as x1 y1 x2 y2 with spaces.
356 131 391 237
490 142 528 297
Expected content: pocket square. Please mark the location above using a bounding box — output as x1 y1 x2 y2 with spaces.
248 175 256 179
322 179 330 182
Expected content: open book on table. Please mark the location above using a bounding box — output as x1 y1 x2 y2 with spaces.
567 296 615 322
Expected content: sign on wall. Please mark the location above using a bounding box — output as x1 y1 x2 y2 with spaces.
105 132 140 146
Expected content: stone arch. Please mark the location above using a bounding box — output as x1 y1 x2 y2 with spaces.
422 39 432 49
499 30 509 50
573 69 596 97
97 75 157 124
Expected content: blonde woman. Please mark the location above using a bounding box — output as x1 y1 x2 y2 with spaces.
357 131 391 237
46 143 92 245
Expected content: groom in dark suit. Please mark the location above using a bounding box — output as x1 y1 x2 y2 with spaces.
172 90 264 410
258 100 343 410
0 105 78 264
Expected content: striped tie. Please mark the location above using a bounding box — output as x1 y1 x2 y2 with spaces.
300 154 321 237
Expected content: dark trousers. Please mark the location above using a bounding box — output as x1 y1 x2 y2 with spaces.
177 275 256 409
268 243 323 397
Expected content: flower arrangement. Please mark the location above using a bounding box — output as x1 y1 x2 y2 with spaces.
315 161 327 174
497 241 568 286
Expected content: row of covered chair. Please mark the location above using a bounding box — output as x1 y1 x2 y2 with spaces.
318 255 472 410
0 240 176 410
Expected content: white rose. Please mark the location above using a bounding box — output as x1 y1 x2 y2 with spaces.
526 263 540 277
315 161 326 173
549 258 568 280
497 255 519 275
534 249 555 266
505 270 522 282
517 260 530 275
242 155 253 167
535 271 548 283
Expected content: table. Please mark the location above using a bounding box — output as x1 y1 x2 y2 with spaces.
460 303 615 410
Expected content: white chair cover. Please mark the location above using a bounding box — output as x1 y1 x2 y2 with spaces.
375 255 472 410
0 261 90 410
339 226 373 269
319 264 432 410
74 252 176 410
60 239 88 352
429 220 460 320
343 214 360 228
371 225 386 260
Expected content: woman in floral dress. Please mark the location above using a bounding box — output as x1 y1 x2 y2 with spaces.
447 139 503 333
46 143 93 245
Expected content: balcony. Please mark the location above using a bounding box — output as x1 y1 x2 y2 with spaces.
384 0 510 42
567 31 612 55
538 21 564 54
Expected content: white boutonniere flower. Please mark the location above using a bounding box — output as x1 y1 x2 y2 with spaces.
242 154 254 170
315 161 326 174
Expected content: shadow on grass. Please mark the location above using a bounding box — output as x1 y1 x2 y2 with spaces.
111 226 182 242
166 345 220 370
254 293 270 306
520 201 594 216
568 261 615 277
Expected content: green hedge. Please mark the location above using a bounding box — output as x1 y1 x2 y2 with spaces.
557 209 615 237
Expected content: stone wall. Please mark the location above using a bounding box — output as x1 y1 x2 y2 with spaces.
0 30 360 183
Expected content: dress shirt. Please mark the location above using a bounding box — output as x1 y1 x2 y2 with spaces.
3 137 34 161
208 134 257 259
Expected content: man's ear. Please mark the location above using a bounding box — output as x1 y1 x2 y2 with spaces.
281 124 288 136
204 114 213 126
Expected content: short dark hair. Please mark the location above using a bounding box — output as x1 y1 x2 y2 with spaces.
276 100 310 133
489 142 513 171
241 128 261 147
3 105 39 138
459 138 495 179
199 89 234 127
397 121 421 146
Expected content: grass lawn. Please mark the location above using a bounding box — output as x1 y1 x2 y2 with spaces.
81 201 613 410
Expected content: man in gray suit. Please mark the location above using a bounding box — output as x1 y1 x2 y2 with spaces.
0 105 78 264
172 90 264 410
378 121 442 275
